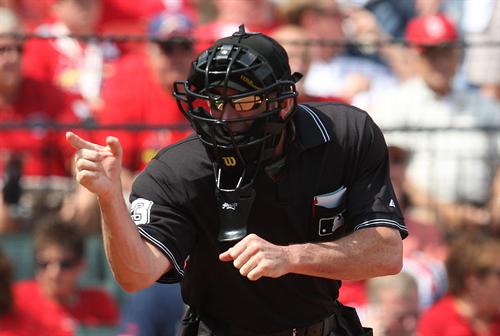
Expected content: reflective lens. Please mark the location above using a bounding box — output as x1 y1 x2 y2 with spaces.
209 95 263 112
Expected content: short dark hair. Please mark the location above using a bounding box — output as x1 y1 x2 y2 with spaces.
33 216 85 261
446 233 500 295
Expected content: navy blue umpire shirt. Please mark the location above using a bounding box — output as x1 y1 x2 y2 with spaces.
129 102 408 333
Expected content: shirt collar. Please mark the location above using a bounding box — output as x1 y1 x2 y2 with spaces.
293 103 333 150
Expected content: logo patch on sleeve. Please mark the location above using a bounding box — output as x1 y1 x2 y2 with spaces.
130 198 154 225
318 214 344 236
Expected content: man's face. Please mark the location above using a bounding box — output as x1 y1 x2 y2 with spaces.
0 36 23 90
415 46 461 96
376 287 420 336
35 244 83 302
207 87 270 134
148 40 195 91
472 263 500 319
206 87 294 134
54 0 101 34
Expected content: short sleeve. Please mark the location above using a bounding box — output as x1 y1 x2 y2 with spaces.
344 115 408 238
130 159 197 283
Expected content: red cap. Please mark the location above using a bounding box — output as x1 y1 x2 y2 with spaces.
405 13 458 48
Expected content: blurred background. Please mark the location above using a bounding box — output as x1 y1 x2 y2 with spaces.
0 0 499 335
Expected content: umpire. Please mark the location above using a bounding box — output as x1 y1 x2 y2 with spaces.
67 25 407 336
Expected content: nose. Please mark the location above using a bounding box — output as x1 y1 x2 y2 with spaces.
43 263 65 278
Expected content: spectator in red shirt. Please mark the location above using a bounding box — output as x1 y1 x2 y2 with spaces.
13 216 119 335
0 247 44 336
0 7 69 178
22 0 120 110
417 233 500 336
97 10 195 173
59 10 195 234
0 7 75 233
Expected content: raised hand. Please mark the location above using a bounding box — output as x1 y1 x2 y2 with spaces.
66 132 123 199
219 234 292 281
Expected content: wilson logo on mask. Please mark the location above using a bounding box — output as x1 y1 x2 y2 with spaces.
222 156 237 166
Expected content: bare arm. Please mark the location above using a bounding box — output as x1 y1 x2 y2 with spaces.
220 226 403 281
66 132 171 292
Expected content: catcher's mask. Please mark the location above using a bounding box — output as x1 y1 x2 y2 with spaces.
174 25 301 241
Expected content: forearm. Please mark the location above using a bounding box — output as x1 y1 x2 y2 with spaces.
98 193 171 292
286 227 403 280
66 132 172 291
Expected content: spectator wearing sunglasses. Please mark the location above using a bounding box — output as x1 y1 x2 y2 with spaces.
0 246 46 336
96 10 195 174
12 216 119 335
22 0 120 109
369 13 500 233
59 11 196 234
0 7 78 234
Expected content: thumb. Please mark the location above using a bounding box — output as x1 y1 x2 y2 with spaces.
219 249 234 262
106 136 122 157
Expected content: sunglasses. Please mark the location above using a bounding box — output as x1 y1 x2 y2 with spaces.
208 95 263 113
0 44 23 56
157 40 193 55
390 156 408 166
36 258 78 270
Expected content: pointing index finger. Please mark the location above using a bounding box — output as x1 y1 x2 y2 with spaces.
66 131 103 151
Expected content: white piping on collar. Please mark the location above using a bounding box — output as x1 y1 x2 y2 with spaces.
299 104 331 143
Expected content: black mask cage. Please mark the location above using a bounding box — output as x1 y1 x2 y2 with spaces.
173 28 299 192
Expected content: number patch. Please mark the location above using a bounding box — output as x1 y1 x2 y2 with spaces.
130 198 154 225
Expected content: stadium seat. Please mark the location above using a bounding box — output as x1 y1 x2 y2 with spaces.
0 232 35 280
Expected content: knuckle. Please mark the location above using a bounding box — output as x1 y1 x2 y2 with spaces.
248 241 260 251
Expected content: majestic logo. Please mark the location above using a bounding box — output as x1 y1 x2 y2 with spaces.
222 156 237 167
389 199 396 207
318 214 344 236
222 202 237 210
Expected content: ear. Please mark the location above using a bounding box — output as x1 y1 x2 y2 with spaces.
279 97 295 120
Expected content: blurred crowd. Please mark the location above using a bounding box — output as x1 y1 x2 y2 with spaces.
0 0 499 335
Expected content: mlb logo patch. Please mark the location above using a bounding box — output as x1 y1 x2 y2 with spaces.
318 214 344 236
